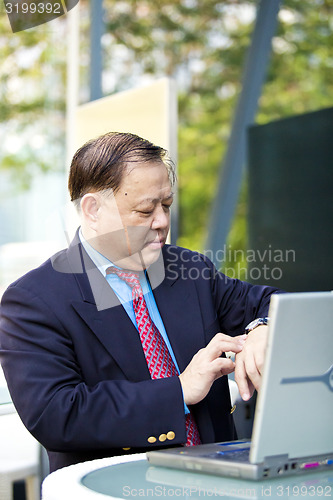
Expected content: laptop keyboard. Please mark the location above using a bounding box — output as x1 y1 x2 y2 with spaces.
204 447 250 463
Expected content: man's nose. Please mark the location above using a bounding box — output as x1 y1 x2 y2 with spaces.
151 206 169 230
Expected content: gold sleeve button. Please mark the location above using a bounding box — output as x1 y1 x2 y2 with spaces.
158 433 167 442
147 436 157 444
230 404 236 414
122 447 131 451
166 431 175 441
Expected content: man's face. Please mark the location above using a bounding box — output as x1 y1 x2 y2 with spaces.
88 160 173 271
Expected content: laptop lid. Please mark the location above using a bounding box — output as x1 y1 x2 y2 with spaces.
250 291 333 464
147 292 333 479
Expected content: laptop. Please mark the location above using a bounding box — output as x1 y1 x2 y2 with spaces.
147 291 333 480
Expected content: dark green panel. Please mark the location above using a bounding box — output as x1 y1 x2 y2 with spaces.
248 107 333 292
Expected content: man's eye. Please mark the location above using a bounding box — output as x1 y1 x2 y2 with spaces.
139 210 153 216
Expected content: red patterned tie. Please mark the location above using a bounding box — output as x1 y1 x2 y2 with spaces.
106 267 201 446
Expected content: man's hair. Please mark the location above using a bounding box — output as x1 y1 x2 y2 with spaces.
68 131 176 206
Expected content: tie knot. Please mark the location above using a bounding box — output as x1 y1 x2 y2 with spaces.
106 266 141 290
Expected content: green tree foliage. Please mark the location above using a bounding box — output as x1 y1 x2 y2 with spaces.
101 0 333 273
1 0 332 268
0 10 66 191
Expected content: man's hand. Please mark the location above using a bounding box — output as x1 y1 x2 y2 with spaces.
179 333 246 406
234 325 269 401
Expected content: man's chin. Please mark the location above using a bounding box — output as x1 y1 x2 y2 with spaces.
113 246 163 271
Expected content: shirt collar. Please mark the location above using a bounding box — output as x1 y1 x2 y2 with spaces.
78 228 147 280
79 228 114 277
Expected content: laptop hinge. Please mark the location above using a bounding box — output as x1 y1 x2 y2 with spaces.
264 454 289 465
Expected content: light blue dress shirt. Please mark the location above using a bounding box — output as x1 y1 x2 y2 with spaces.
79 230 188 413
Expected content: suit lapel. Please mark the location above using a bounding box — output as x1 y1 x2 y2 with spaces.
65 237 205 382
66 231 150 381
71 299 149 382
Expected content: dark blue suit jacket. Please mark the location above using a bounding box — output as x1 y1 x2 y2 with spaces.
0 233 279 472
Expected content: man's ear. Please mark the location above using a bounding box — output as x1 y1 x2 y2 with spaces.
80 193 101 228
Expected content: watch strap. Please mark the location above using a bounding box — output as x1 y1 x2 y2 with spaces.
245 317 269 334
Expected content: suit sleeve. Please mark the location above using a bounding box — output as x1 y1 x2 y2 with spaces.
0 284 187 452
201 254 282 336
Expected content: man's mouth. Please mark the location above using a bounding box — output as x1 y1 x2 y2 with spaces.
144 237 165 249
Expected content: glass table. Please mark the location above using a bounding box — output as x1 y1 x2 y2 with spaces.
0 385 14 415
42 453 333 500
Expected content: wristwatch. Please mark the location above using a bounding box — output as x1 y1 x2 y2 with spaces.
245 317 269 334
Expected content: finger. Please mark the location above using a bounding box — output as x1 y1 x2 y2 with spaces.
254 349 265 376
205 334 244 360
234 334 248 343
247 379 255 399
234 356 251 401
235 350 260 400
244 351 263 392
210 357 235 378
213 332 246 345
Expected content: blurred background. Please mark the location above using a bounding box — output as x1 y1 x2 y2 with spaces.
0 0 332 295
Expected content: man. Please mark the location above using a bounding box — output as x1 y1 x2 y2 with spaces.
0 132 279 473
